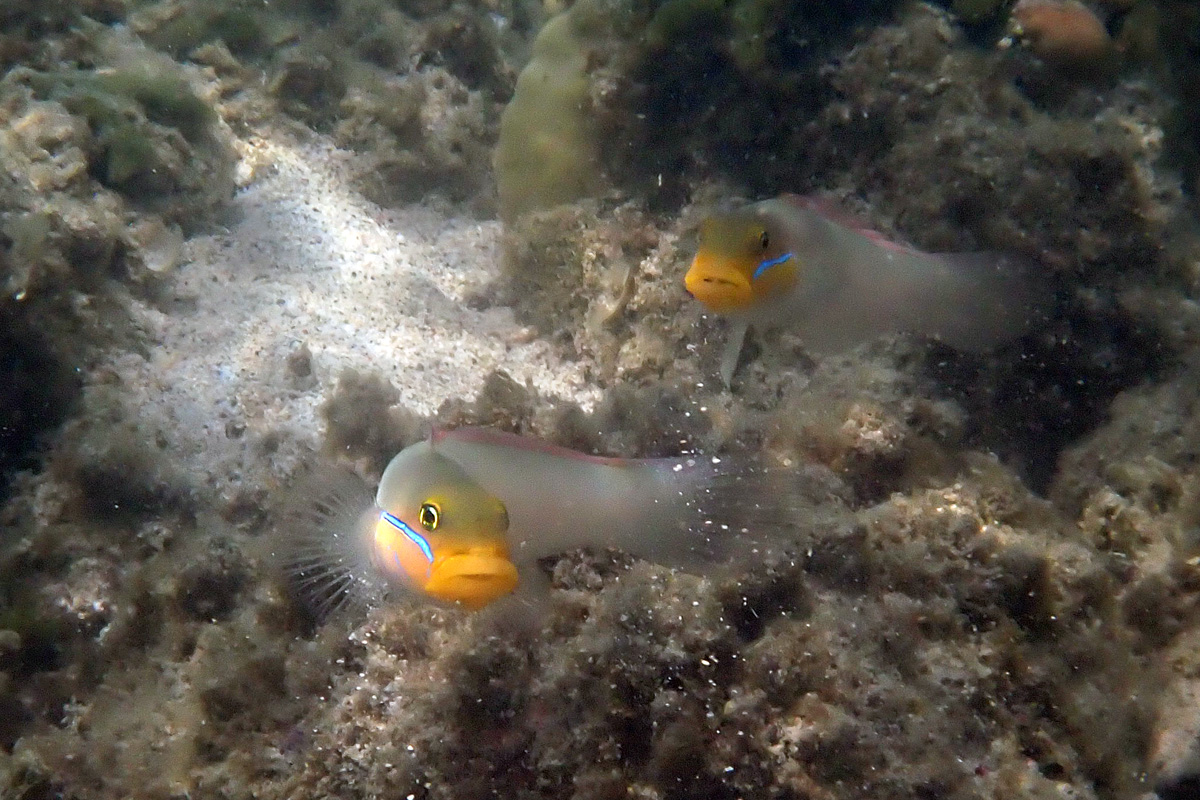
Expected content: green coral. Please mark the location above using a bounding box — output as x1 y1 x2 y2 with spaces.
494 10 602 221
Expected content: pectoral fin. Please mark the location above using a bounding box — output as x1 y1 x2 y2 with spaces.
719 320 749 387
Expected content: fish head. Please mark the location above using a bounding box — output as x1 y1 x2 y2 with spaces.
374 444 517 609
685 208 800 314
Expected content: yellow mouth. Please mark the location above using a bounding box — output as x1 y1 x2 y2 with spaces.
685 253 754 312
424 549 519 609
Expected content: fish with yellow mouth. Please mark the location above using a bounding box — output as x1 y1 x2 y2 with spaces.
279 427 777 615
685 194 1050 385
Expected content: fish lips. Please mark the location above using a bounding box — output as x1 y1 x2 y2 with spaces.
424 548 519 609
685 254 755 312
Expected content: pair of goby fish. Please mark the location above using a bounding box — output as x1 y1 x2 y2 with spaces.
283 194 1047 614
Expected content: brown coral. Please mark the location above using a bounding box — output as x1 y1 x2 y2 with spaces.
1012 0 1115 68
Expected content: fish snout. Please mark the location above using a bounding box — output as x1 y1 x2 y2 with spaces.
425 545 519 609
685 256 754 312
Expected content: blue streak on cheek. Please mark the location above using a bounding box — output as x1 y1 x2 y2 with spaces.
753 251 793 280
381 510 435 563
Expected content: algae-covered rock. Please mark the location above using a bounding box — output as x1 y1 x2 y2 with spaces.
134 4 273 57
248 389 1160 800
335 66 499 210
0 30 234 297
952 0 1008 22
0 18 234 502
497 200 695 385
6 26 233 217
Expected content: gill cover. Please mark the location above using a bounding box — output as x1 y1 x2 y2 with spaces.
686 212 797 313
374 443 517 609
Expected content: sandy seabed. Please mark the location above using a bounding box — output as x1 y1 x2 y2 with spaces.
114 132 598 486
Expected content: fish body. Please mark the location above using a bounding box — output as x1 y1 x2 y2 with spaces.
422 428 720 569
279 428 754 615
685 195 1048 384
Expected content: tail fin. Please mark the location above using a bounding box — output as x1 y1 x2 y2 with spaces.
274 466 385 619
641 455 845 573
917 252 1053 353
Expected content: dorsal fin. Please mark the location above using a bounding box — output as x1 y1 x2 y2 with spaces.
432 427 638 468
778 193 921 256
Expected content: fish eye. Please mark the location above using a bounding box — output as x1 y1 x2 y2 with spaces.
759 230 770 250
418 502 440 531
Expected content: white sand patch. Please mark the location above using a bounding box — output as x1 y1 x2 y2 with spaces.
112 132 598 483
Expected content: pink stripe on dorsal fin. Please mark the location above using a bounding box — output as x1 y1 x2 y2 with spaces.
778 193 922 256
432 426 637 468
